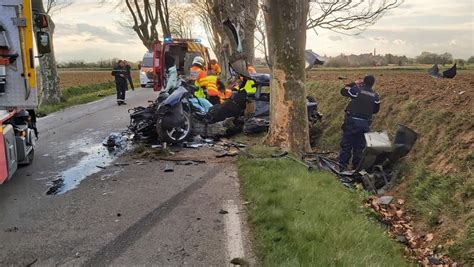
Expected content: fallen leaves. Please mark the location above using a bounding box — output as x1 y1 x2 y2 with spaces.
366 196 457 266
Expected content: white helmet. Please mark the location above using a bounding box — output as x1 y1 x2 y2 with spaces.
192 56 205 67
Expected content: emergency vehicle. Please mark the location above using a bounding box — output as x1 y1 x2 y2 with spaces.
151 37 211 91
139 51 153 88
0 0 52 183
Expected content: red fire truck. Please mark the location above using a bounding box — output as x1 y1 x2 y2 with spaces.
0 0 52 183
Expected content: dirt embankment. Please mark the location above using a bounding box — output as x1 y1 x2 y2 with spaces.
306 69 473 264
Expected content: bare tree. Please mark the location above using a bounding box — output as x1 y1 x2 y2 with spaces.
307 0 402 33
43 0 73 15
213 0 258 65
32 0 63 104
263 0 311 153
103 0 171 50
169 3 194 38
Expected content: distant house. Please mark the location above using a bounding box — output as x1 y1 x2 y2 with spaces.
304 50 326 70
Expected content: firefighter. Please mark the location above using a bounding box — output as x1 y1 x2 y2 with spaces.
210 59 221 76
189 56 207 99
189 56 225 104
338 74 380 171
247 65 257 75
111 60 128 105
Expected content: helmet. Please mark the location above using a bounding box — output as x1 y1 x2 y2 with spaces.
192 56 205 67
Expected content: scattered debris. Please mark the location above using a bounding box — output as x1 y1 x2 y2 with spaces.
377 196 394 205
157 158 206 163
25 258 38 267
219 209 229 214
271 150 288 158
102 132 124 148
96 165 106 170
164 164 174 172
117 213 122 217
151 144 162 149
458 91 465 95
230 257 249 266
4 226 19 232
338 75 348 80
176 160 201 166
114 163 130 167
366 196 456 265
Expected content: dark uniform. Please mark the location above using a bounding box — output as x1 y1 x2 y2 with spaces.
125 63 134 90
112 63 128 105
338 75 380 170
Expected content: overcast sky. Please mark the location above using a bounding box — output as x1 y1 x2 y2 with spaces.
52 0 473 63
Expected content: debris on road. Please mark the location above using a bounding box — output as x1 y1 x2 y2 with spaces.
230 257 249 266
219 209 229 214
4 226 19 233
164 164 174 172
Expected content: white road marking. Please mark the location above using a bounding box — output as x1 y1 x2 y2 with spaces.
223 199 245 262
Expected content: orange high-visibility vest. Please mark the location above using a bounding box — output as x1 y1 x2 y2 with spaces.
218 89 233 103
200 75 219 97
190 66 208 98
211 63 221 75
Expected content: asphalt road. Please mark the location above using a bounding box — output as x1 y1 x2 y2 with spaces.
0 88 254 265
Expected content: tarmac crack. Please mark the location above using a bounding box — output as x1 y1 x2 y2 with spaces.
84 166 222 266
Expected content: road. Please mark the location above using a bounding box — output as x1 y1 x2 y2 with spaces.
0 88 254 265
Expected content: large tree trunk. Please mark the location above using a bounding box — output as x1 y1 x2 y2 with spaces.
264 0 310 154
209 0 258 73
31 0 61 104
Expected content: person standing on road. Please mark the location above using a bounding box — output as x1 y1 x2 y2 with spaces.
124 60 135 91
338 74 380 171
111 60 128 105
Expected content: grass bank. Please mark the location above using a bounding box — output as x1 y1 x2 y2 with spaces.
238 147 409 266
306 79 473 263
37 82 116 116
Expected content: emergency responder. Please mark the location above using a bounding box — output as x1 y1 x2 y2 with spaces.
189 56 207 98
210 59 221 76
189 56 223 104
338 74 380 171
111 60 128 105
124 60 134 91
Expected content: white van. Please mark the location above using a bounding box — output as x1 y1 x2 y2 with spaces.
139 52 154 87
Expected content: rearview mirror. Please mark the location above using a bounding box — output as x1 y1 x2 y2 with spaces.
35 14 49 28
36 31 51 54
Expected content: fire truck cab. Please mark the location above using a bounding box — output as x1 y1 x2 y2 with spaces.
151 37 211 91
0 0 52 183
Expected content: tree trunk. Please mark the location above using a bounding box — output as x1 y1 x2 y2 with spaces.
31 0 61 104
264 0 310 154
209 0 258 73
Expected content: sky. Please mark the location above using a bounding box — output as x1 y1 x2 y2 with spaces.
52 0 474 63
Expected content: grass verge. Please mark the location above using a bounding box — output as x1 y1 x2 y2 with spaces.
238 150 409 266
37 82 117 116
306 79 473 264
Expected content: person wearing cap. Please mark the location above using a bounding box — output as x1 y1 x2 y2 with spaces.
111 60 128 105
189 56 208 98
338 74 380 171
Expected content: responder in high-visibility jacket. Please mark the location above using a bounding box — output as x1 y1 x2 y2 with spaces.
210 59 221 76
189 56 208 99
189 56 231 104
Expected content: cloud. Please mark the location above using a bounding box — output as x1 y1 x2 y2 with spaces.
328 35 343 42
55 23 135 44
393 39 407 45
